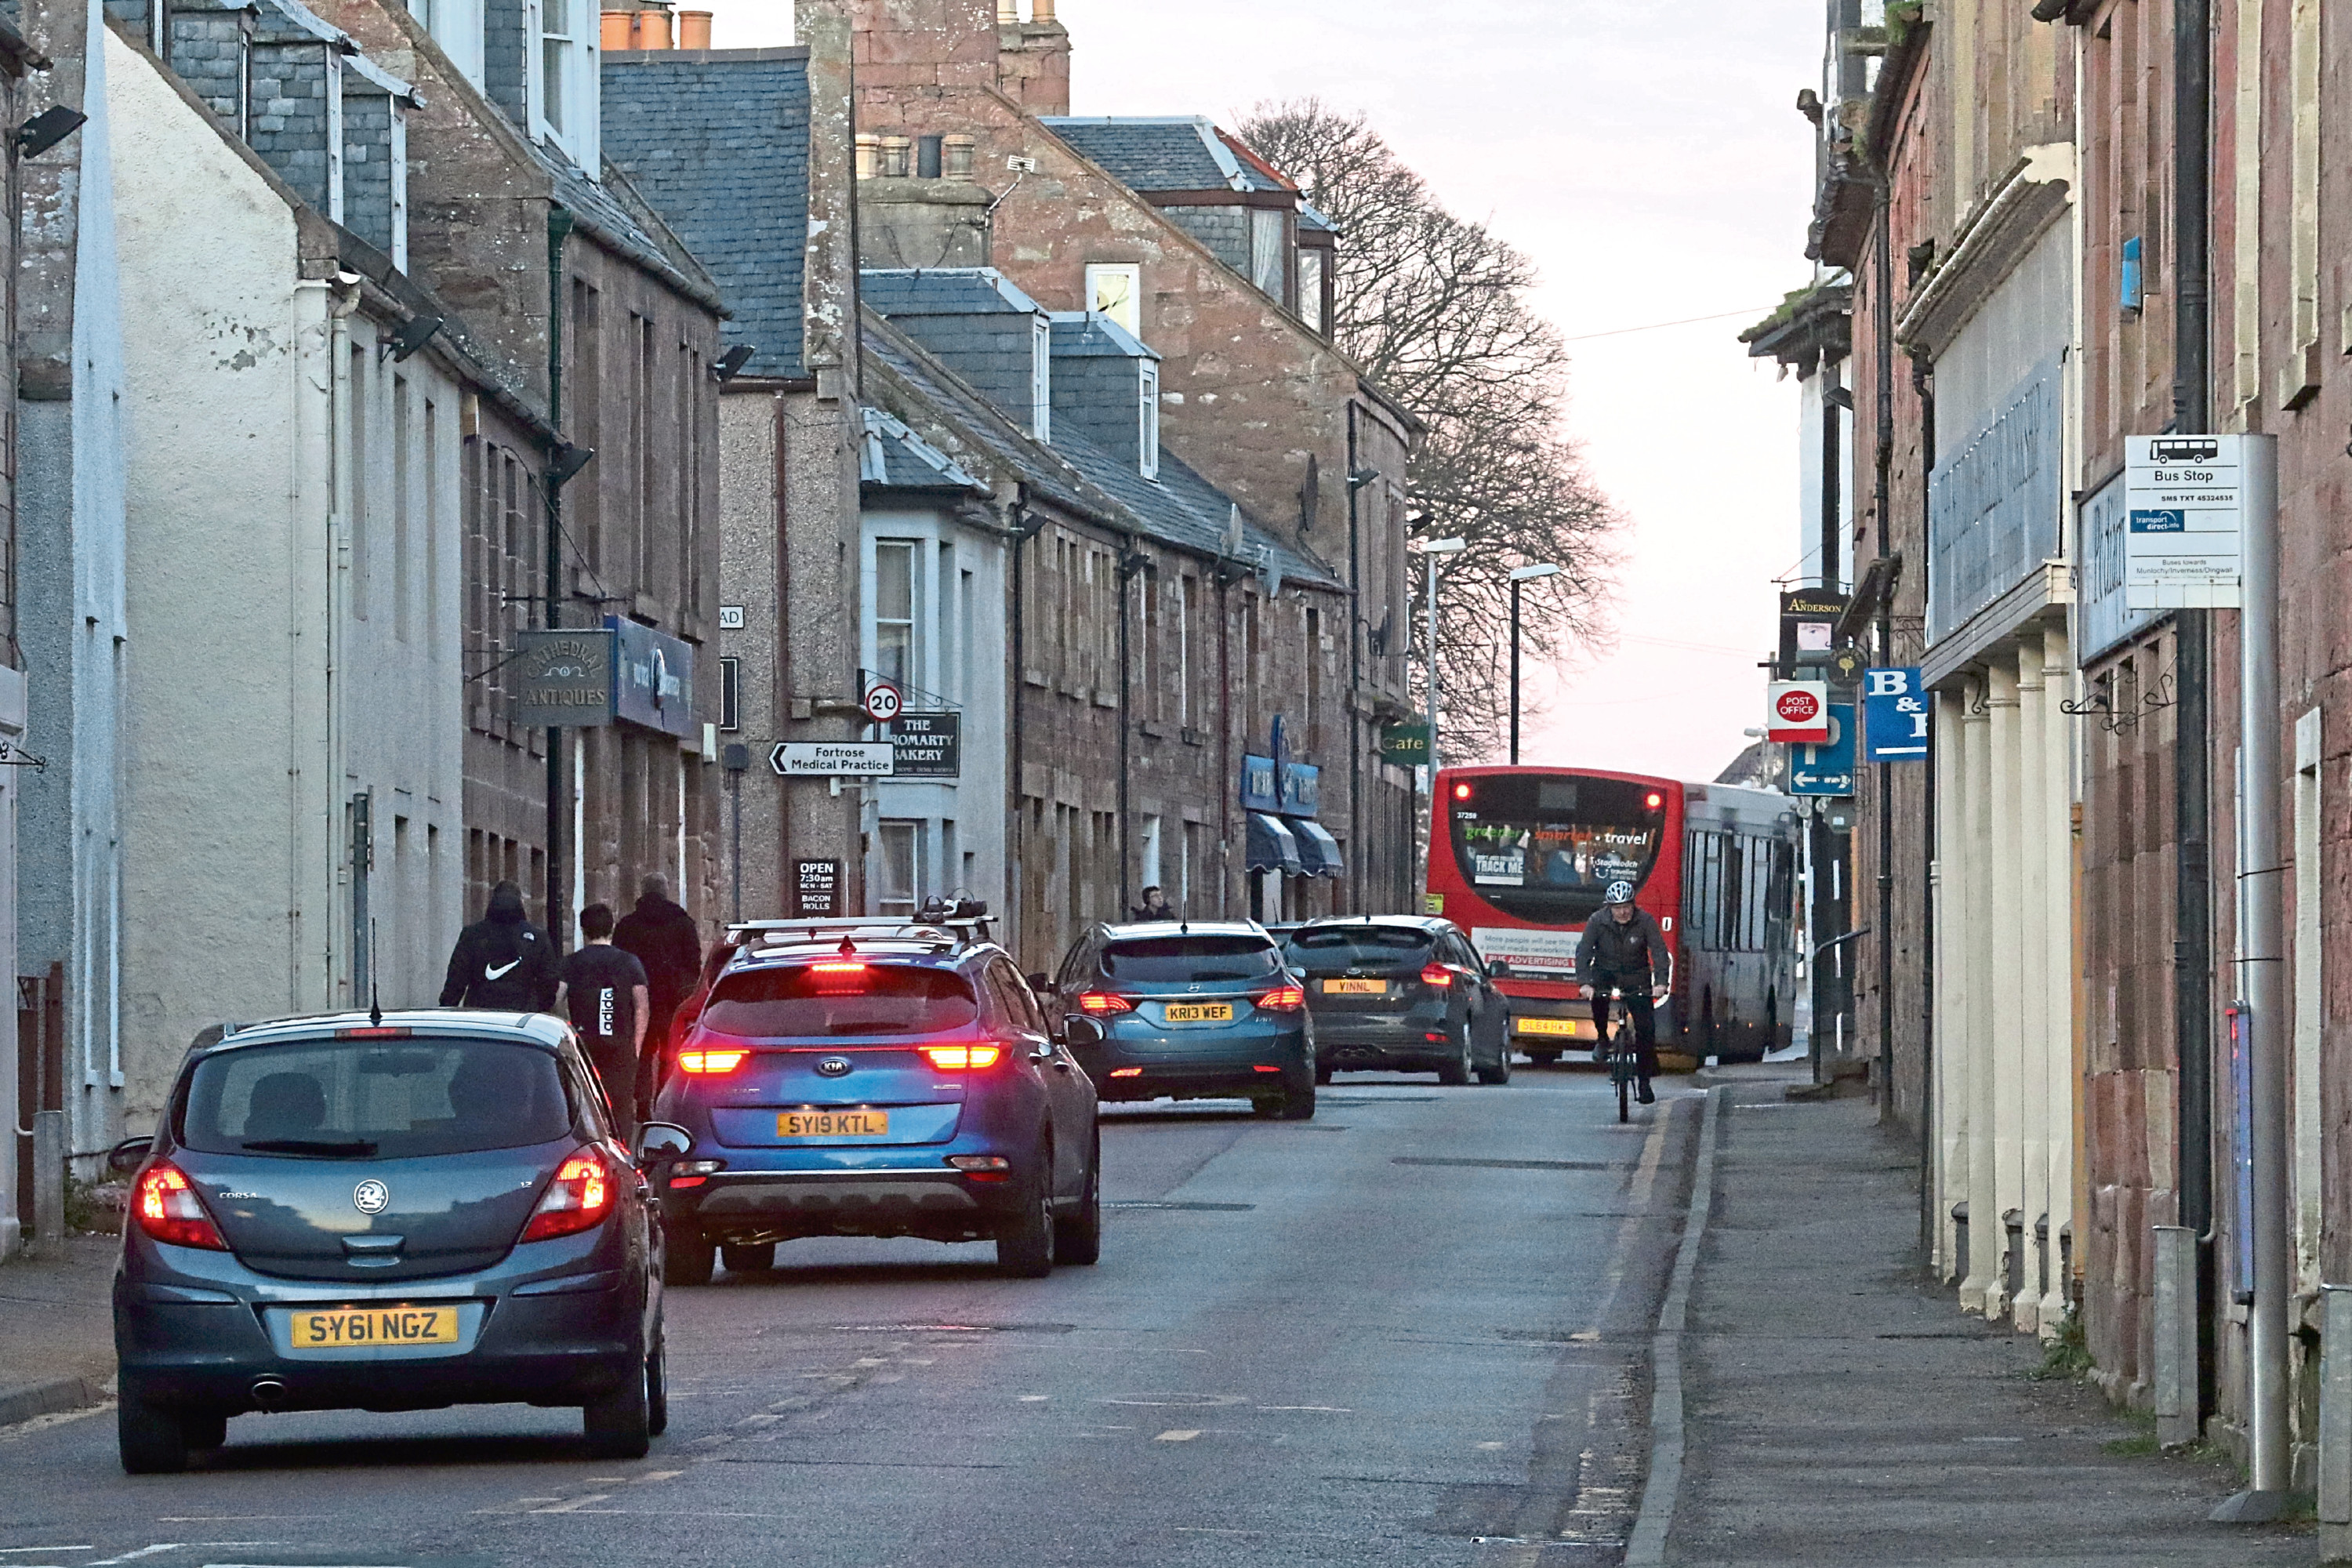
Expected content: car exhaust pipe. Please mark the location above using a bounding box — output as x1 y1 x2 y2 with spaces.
249 1377 289 1406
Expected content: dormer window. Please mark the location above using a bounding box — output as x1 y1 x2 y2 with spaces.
1086 263 1142 336
528 0 598 170
1139 361 1160 480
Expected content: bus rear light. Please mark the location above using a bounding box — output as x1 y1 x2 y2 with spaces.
924 1044 1002 1071
1254 985 1305 1011
679 1048 749 1074
1646 791 1664 809
1419 963 1454 988
1076 992 1134 1014
1453 782 1473 800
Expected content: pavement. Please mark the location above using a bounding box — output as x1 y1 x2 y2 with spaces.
0 1229 118 1425
1662 1065 2314 1566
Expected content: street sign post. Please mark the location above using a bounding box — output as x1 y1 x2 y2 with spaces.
1863 666 1930 762
1766 680 1831 743
862 681 904 724
2125 434 2245 608
770 742 895 778
1790 702 1856 797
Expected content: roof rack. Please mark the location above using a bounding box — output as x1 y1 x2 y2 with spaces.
726 903 998 954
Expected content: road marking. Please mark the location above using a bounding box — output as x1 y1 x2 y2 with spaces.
1624 1084 1725 1566
1256 1405 1349 1413
1476 1441 1506 1450
736 1413 780 1427
0 1551 93 1557
91 1548 183 1566
1154 1429 1202 1442
633 1471 685 1484
1018 1395 1049 1402
528 1494 610 1514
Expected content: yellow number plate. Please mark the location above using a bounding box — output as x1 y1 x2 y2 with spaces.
1323 978 1388 995
779 1109 890 1138
1163 1002 1236 1023
1517 1017 1592 1039
289 1306 460 1349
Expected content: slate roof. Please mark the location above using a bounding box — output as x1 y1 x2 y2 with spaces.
861 267 1044 318
1040 117 1245 193
602 49 811 377
858 407 989 494
860 310 1341 593
1047 311 1160 361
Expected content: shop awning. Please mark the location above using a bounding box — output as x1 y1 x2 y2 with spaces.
1288 818 1345 878
1244 812 1304 876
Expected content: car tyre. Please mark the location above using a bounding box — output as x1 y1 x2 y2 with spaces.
182 1409 229 1450
1277 1069 1317 1120
645 1324 670 1437
996 1145 1056 1279
1314 1061 1334 1084
117 1381 192 1475
1437 1022 1473 1087
1053 1131 1102 1266
1475 1027 1512 1086
720 1241 775 1275
583 1338 654 1460
664 1226 716 1287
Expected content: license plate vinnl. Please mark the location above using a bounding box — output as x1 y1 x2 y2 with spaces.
1323 978 1387 995
779 1109 891 1138
289 1305 460 1349
1163 1002 1236 1023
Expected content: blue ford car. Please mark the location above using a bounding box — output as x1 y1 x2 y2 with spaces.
109 1010 668 1473
1037 921 1316 1120
649 916 1101 1283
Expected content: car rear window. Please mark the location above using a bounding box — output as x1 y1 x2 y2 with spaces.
1101 935 1281 982
1283 927 1437 967
700 963 980 1038
179 1038 573 1160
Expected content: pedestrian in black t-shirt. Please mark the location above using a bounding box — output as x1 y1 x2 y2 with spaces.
557 902 650 1138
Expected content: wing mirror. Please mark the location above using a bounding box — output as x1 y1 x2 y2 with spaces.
1486 959 1512 979
633 1122 694 1167
1060 1014 1105 1049
106 1135 154 1176
1025 971 1053 993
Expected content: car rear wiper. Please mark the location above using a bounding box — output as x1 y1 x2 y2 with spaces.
240 1138 379 1157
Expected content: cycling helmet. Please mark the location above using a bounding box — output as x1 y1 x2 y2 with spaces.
1604 880 1635 906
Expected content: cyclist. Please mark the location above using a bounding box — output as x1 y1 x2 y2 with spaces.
1577 879 1670 1105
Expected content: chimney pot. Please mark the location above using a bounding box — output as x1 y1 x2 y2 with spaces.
677 8 710 48
601 10 632 49
644 7 673 47
1032 0 1054 18
996 0 1018 20
880 135 913 179
942 134 977 182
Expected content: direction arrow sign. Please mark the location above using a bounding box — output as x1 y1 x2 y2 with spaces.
771 742 895 778
1790 702 1857 797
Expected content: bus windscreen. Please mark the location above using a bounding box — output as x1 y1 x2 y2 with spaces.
1448 774 1666 924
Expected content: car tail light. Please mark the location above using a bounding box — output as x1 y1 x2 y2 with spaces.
336 1025 412 1039
667 1159 724 1191
948 1154 1011 1184
1107 1067 1143 1079
134 1161 226 1251
924 1044 1003 1071
1254 984 1305 1011
1253 1065 1281 1074
1076 992 1133 1014
678 1047 749 1074
1420 963 1455 989
522 1150 614 1242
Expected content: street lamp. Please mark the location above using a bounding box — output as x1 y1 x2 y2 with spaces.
1507 562 1562 765
1421 539 1468 775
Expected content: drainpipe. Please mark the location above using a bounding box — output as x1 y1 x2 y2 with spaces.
1115 537 1149 919
1007 488 1035 958
2169 0 2218 1446
546 206 574 938
1914 347 1936 1250
1219 570 1233 919
1346 405 1363 915
1871 156 1896 1122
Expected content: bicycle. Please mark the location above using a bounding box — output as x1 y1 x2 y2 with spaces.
1602 987 1642 1123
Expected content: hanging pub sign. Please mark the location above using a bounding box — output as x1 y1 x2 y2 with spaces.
515 628 615 729
1778 589 1849 677
1862 667 1930 762
1239 753 1280 812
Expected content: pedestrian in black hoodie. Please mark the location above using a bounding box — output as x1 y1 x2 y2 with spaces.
613 875 703 1051
439 880 561 1012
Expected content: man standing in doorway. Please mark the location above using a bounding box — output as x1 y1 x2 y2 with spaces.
557 903 650 1138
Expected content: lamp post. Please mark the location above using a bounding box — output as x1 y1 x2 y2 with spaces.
1507 562 1563 765
1421 539 1468 776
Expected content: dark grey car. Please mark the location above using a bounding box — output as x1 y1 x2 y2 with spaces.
109 1010 672 1472
1282 916 1512 1085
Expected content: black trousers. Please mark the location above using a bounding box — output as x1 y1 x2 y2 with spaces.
1591 984 1658 1080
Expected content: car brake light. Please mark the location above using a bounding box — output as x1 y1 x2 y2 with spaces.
1254 984 1305 1011
521 1150 614 1242
1076 992 1133 1014
678 1048 749 1074
811 960 867 975
1107 1066 1143 1078
1420 963 1454 988
336 1025 412 1039
924 1044 1003 1071
134 1161 226 1250
667 1158 724 1190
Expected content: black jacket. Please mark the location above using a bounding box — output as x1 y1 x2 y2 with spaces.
613 894 703 1018
1577 906 1669 989
439 883 561 1011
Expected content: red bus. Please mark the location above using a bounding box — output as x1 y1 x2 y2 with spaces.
1426 765 1798 1065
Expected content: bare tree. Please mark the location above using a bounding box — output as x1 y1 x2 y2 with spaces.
1242 100 1621 760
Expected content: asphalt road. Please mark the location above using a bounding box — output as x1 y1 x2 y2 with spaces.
0 1073 1696 1568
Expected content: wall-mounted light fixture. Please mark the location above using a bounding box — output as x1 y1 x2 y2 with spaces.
16 105 86 160
711 343 755 383
546 442 596 488
381 314 444 363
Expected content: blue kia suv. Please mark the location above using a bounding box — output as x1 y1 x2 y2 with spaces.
648 915 1101 1283
109 1010 669 1473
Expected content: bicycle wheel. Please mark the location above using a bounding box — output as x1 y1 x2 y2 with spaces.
1617 1069 1630 1123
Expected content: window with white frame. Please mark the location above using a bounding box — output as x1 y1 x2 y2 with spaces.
874 539 918 691
1298 246 1326 335
1086 263 1142 336
1138 361 1160 479
1249 209 1287 302
1030 314 1052 441
528 0 599 171
877 821 920 917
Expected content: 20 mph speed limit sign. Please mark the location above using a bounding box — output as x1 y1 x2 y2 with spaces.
862 681 903 724
1766 680 1832 744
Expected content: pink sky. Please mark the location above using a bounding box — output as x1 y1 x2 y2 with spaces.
700 0 1823 784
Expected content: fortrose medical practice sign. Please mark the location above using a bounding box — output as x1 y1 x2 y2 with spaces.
2125 435 2245 609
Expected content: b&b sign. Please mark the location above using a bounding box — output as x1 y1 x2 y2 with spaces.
1863 667 1929 763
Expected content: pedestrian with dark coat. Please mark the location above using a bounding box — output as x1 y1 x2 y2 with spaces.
612 873 703 1060
439 880 561 1012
